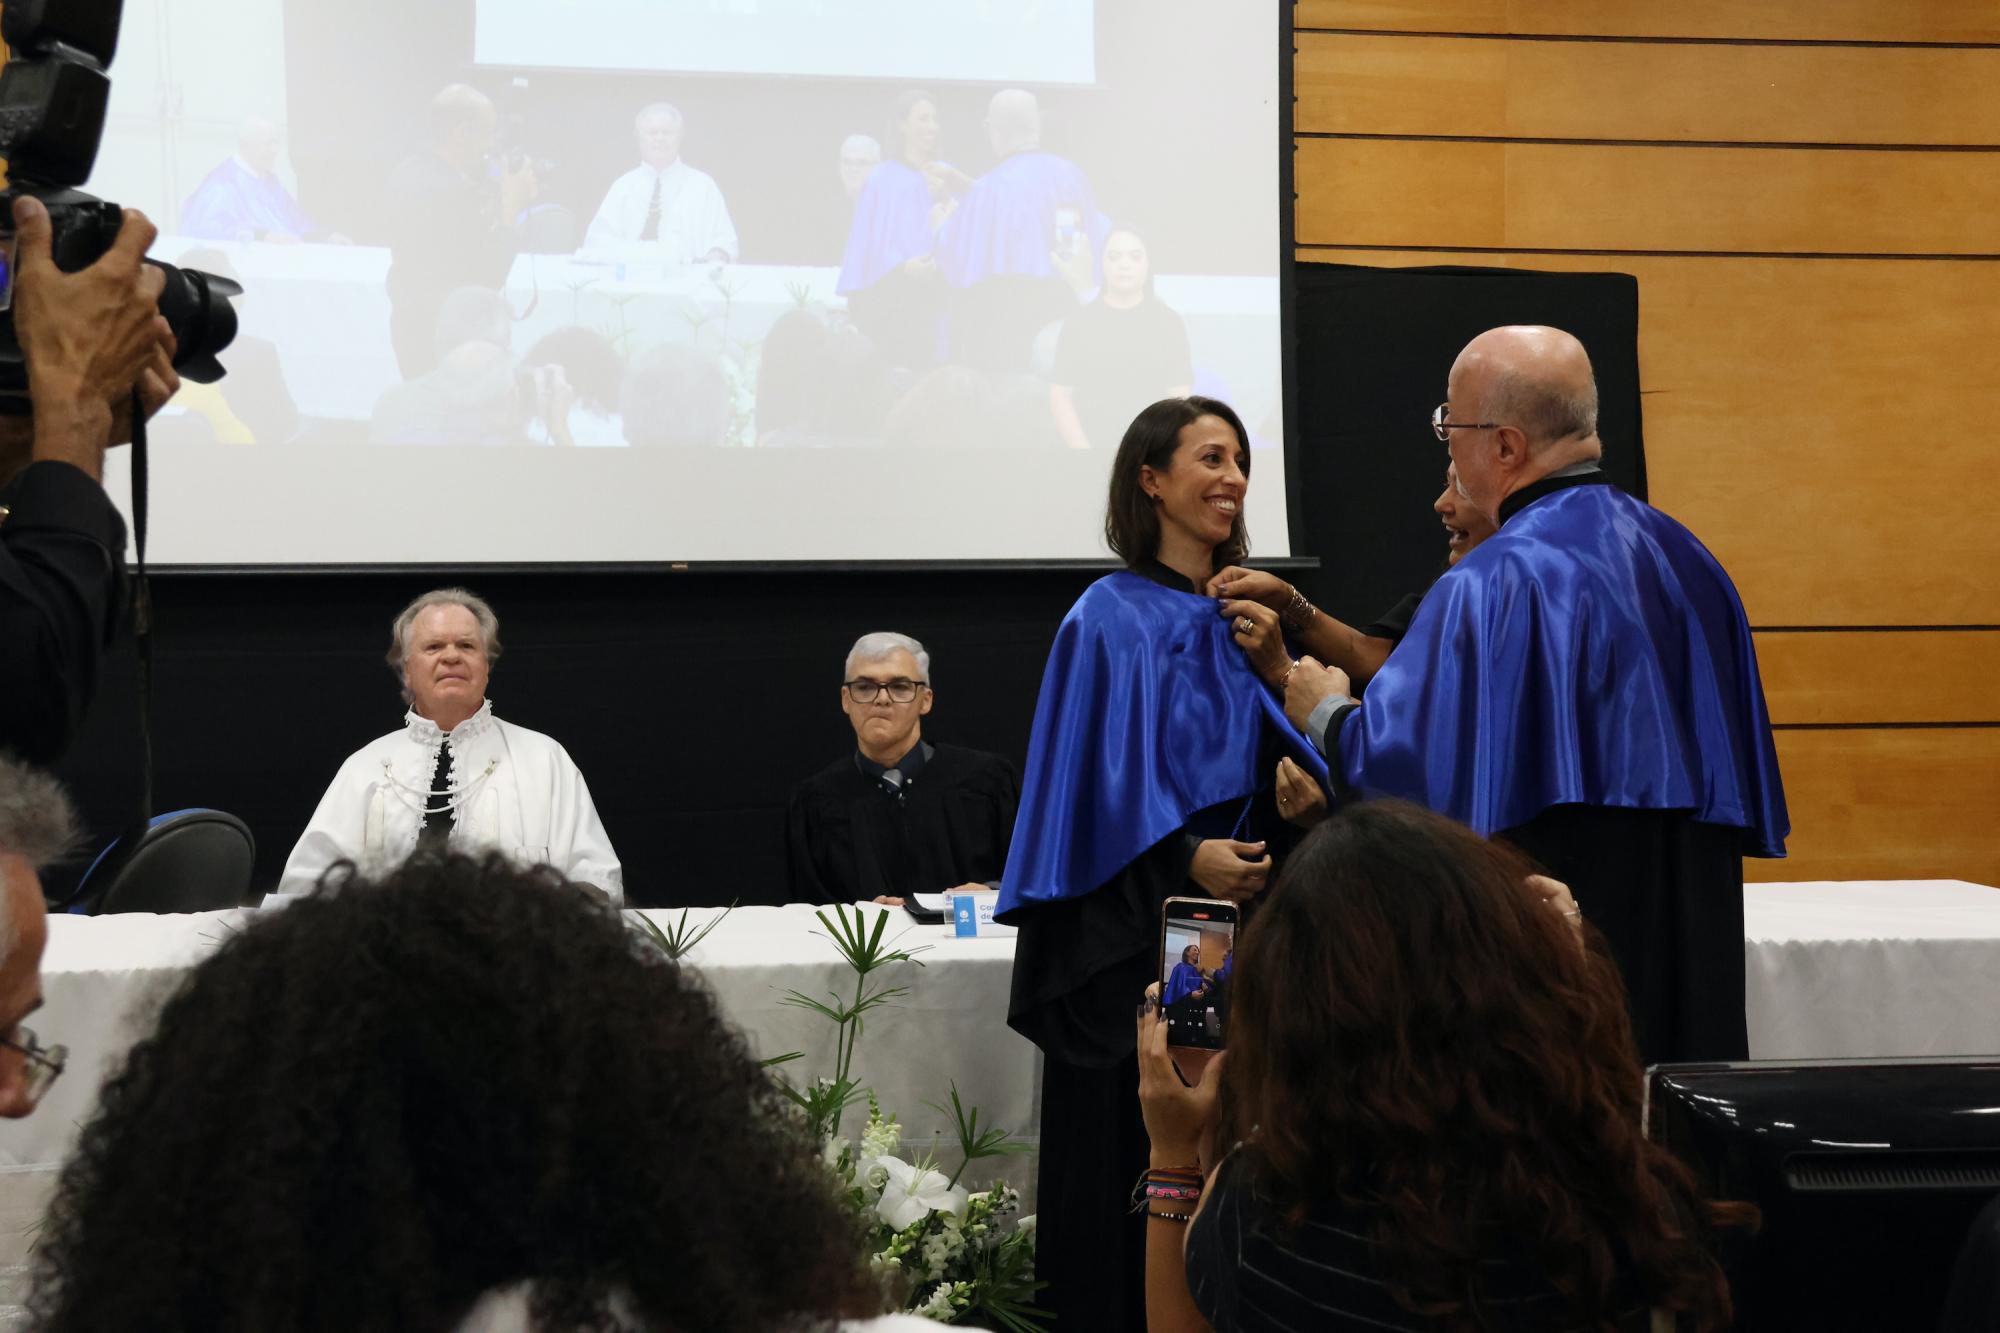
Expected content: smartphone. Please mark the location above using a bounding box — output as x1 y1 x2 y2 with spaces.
0 228 15 313
1053 205 1080 253
1159 896 1239 1051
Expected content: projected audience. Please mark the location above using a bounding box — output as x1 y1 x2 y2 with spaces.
522 327 627 446
936 88 1106 372
179 116 317 244
383 84 538 379
371 288 532 447
278 588 623 901
621 341 733 447
754 310 892 448
584 103 739 263
838 91 969 369
1050 227 1193 451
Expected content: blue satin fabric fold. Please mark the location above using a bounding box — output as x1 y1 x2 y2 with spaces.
1339 484 1789 856
934 151 1107 288
997 571 1328 918
836 160 940 294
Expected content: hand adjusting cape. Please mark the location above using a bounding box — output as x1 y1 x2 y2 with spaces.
997 570 1327 920
1337 483 1789 856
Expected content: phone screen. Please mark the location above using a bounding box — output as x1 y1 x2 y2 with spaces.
0 229 15 313
1160 901 1237 1050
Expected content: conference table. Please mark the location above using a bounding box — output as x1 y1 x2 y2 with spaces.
0 880 1996 1276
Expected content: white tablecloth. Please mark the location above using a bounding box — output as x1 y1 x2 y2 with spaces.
1744 879 2000 1060
0 904 1034 1176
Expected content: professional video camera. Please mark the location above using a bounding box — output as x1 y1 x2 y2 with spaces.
0 0 240 409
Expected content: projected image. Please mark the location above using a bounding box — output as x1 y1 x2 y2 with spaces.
1159 913 1235 1051
87 0 1285 562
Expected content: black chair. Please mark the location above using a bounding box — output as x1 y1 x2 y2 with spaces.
73 810 258 915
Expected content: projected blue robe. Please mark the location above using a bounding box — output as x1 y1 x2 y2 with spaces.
1325 473 1787 1062
836 160 939 294
180 158 315 242
934 150 1106 288
997 569 1325 920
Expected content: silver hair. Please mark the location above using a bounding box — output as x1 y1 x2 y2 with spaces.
1485 362 1599 449
635 102 684 130
386 588 503 701
844 631 931 686
840 133 882 160
0 755 81 951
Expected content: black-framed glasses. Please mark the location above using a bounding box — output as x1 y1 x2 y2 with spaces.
1431 402 1503 442
844 677 927 704
0 1026 67 1108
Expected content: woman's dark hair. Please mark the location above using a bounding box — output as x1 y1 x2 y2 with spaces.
28 854 880 1333
1219 800 1750 1332
888 88 936 162
1104 395 1251 569
521 326 625 415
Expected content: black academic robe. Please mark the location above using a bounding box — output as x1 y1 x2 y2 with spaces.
1326 471 1758 1063
783 743 1019 905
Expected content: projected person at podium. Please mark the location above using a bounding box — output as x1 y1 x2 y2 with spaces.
936 88 1105 372
179 116 317 244
279 588 622 903
583 103 739 264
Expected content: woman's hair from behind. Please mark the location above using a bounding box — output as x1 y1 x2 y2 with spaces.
1220 800 1748 1332
1103 395 1250 570
521 326 625 416
28 854 879 1333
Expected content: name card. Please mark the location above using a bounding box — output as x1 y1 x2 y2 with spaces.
950 888 1014 937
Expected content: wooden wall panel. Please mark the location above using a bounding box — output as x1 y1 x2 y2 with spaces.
1291 248 2000 626
1297 139 2000 255
1756 633 2000 725
1295 1 2000 44
1296 35 2000 146
1749 729 2000 884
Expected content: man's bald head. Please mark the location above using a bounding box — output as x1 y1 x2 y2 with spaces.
985 88 1041 156
430 84 498 168
1443 325 1603 521
238 116 282 175
1450 325 1599 452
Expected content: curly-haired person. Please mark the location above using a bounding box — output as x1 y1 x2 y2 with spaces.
1136 800 1754 1333
26 853 933 1333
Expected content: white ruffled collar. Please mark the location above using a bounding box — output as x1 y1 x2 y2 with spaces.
404 697 496 745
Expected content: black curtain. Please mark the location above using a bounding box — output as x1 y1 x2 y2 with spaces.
1290 263 1645 627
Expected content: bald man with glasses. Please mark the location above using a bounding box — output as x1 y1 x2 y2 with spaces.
785 632 1020 907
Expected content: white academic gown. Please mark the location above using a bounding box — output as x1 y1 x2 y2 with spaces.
278 700 623 902
584 159 739 262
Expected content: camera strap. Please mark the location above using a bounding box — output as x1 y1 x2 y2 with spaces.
129 388 154 826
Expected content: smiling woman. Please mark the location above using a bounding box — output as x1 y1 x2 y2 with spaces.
996 396 1327 1331
275 587 625 902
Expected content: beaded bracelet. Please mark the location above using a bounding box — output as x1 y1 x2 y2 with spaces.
1145 1182 1203 1201
1280 585 1319 632
1147 1207 1194 1224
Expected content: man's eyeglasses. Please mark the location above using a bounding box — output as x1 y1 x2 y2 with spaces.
0 1026 67 1108
844 678 927 704
1431 402 1503 442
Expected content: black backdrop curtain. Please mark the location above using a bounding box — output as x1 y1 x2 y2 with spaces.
47 262 1644 908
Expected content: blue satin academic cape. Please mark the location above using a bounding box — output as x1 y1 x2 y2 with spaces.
997 571 1328 919
836 160 938 294
935 151 1108 288
1338 484 1789 856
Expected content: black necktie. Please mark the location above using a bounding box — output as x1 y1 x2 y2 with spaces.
417 740 453 849
639 174 662 242
879 768 905 802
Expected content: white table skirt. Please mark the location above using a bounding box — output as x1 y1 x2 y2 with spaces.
1743 879 2000 1061
0 903 1035 1175
3 880 1995 1192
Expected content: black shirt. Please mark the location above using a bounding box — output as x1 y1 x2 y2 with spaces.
0 460 127 763
1052 297 1194 449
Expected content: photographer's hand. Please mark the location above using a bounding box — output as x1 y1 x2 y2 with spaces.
12 197 172 480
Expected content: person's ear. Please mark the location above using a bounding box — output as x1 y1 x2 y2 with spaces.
1493 425 1531 473
839 685 854 719
919 688 934 718
1138 464 1162 502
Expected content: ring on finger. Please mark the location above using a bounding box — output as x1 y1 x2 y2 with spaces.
1234 616 1254 634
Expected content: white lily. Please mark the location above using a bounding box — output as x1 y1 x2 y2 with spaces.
873 1156 969 1230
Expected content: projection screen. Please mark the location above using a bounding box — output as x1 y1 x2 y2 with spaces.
85 0 1288 564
